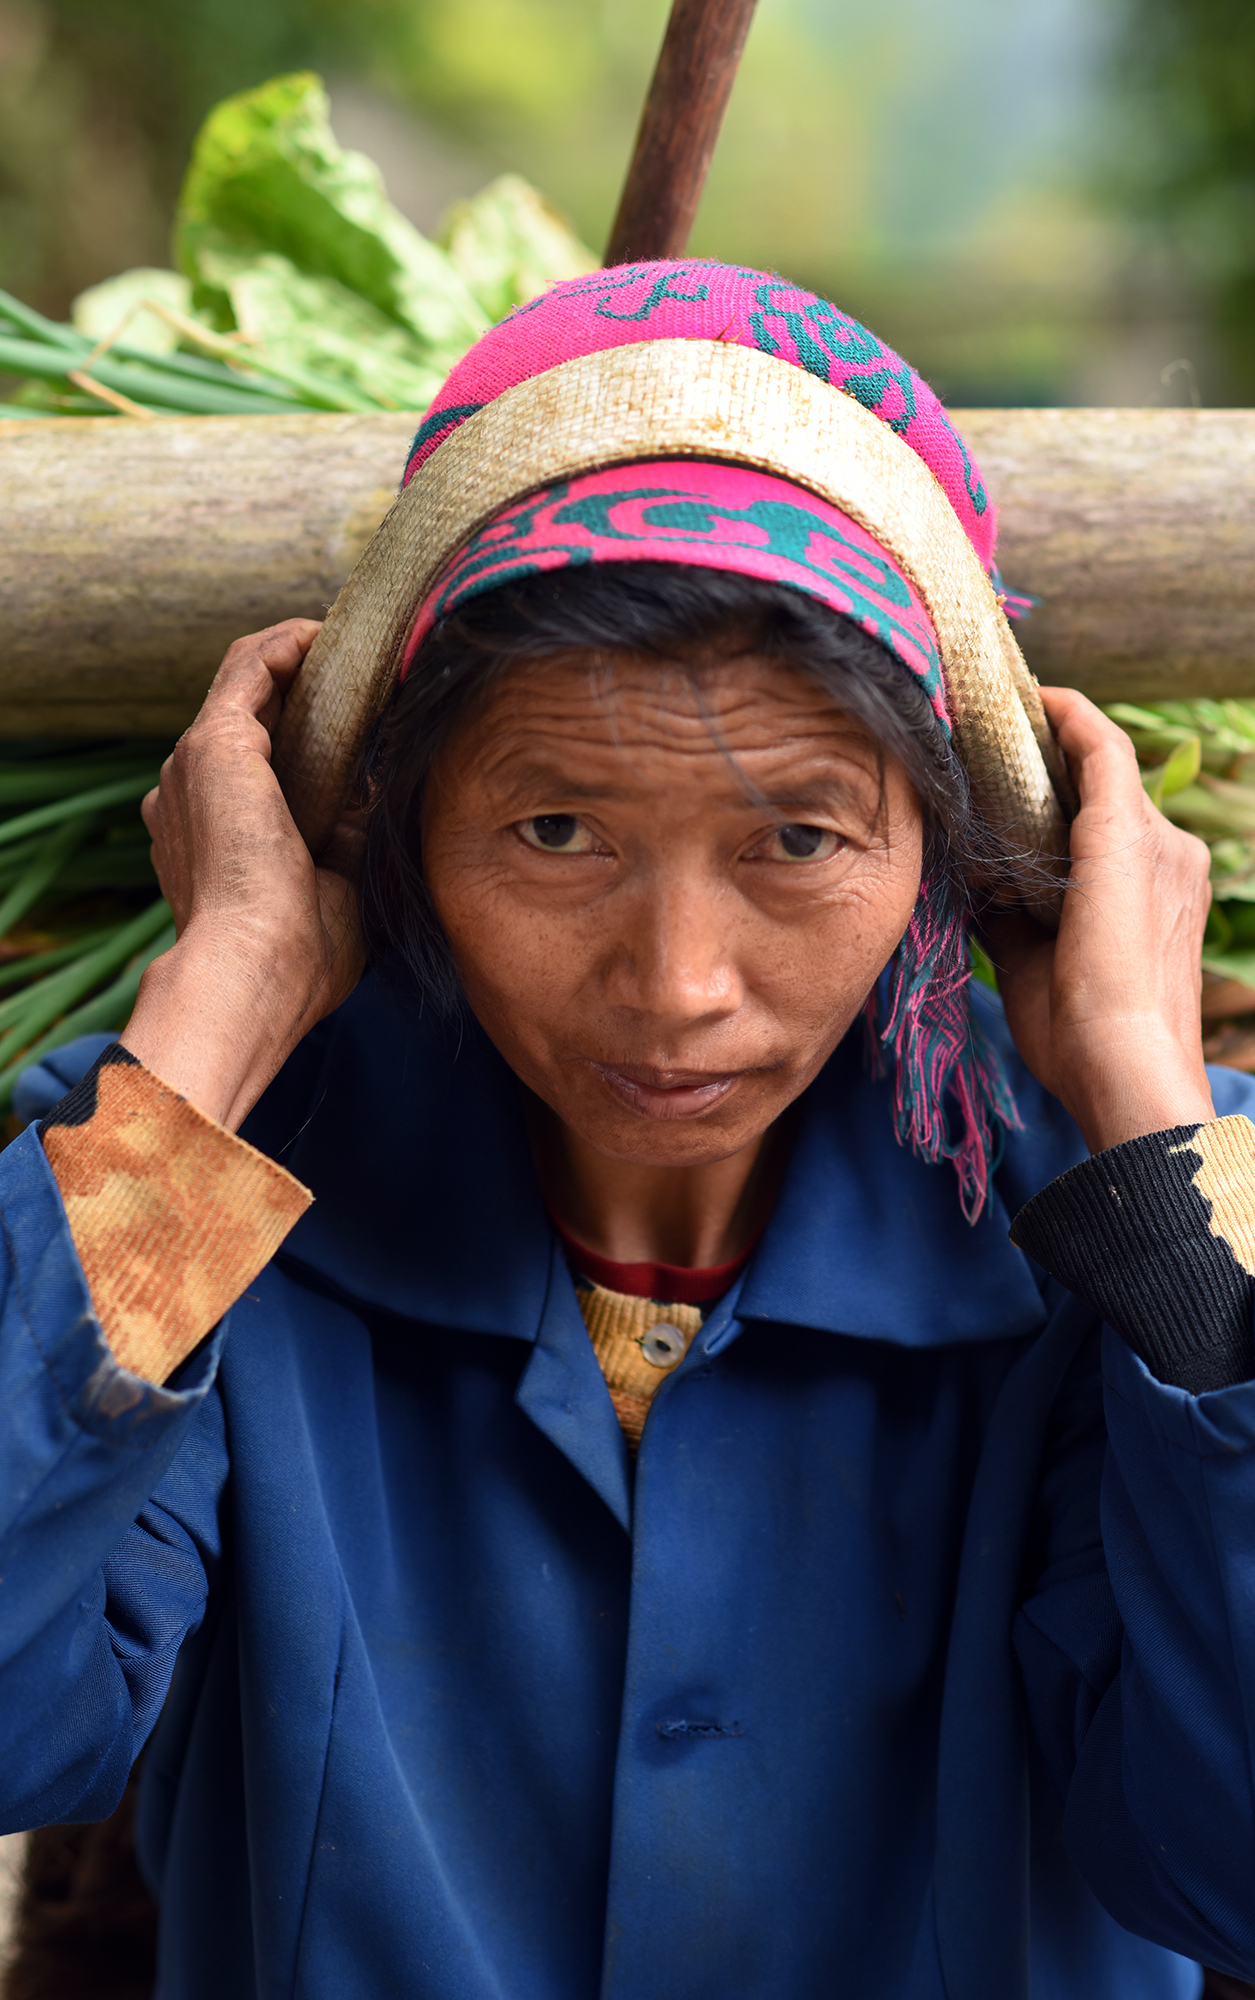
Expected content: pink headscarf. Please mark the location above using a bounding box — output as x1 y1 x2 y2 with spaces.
404 259 997 566
396 261 1021 1220
398 260 1016 733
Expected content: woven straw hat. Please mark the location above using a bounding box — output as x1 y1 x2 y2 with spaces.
272 328 1072 910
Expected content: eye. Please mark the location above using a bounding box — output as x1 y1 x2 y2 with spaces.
762 823 841 863
518 814 597 853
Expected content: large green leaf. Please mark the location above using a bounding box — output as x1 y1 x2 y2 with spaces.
71 268 194 357
1165 774 1255 839
196 249 447 411
441 173 597 322
1141 731 1200 807
176 71 488 367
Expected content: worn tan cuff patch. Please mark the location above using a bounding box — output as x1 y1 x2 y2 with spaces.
1182 1115 1255 1276
40 1048 310 1386
576 1283 703 1450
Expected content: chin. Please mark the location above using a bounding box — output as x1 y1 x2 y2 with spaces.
568 1104 772 1169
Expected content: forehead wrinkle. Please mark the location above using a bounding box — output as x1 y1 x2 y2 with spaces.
457 650 889 816
475 681 877 764
493 650 870 743
488 759 639 809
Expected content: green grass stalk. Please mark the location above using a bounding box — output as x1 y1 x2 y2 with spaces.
0 897 170 1059
0 759 162 806
0 772 158 850
0 333 307 416
0 922 177 1112
0 813 96 938
0 929 118 993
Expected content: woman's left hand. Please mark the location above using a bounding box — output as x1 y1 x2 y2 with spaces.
984 686 1216 1155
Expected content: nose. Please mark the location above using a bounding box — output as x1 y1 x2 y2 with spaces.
601 866 744 1029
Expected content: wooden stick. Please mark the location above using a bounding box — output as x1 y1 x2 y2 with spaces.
4 408 1255 735
604 0 760 266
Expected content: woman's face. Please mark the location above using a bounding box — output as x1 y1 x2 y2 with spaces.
422 650 925 1168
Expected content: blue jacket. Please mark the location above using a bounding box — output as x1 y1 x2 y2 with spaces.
1 974 1253 2000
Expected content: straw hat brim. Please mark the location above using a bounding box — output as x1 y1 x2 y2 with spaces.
271 339 1072 910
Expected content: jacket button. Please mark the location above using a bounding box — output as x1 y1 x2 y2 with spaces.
640 1322 688 1368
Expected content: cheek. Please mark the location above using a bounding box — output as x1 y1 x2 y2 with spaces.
423 831 591 1027
763 828 923 1014
766 894 912 1034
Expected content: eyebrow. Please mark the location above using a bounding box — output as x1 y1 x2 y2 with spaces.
750 777 873 816
490 761 875 818
492 762 639 807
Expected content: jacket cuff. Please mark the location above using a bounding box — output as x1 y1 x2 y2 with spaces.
1009 1115 1255 1393
38 1043 310 1385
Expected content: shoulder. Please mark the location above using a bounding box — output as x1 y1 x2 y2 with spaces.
240 968 456 1168
1206 1061 1255 1120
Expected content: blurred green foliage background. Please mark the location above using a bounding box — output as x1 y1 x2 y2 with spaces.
0 0 1250 407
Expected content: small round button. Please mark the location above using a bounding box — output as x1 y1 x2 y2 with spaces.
640 1322 688 1368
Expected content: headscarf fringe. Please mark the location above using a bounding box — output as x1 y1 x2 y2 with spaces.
863 878 1021 1224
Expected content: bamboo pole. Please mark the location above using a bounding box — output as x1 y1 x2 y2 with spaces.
1 407 1254 735
0 411 415 735
957 407 1255 703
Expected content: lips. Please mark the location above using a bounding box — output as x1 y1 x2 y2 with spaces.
587 1060 742 1120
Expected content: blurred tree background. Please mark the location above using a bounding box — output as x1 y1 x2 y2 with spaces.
1111 0 1255 401
0 0 1249 406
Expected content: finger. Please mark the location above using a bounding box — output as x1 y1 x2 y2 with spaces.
1037 687 1146 814
198 619 323 740
252 618 323 695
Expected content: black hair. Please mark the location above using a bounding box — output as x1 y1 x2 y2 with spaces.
359 562 980 1012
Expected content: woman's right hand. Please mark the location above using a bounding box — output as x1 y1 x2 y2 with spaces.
121 619 366 1132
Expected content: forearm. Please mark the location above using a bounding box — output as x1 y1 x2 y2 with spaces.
39 1041 310 1384
0 1124 227 1825
1012 1112 1255 1392
1017 1323 1255 1977
122 931 315 1132
1011 1284 1255 1976
1053 1022 1215 1157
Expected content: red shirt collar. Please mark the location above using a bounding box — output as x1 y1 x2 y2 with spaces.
550 1214 757 1307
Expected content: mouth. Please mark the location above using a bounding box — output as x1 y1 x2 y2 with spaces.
586 1060 744 1120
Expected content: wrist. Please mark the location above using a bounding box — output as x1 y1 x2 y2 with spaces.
120 934 309 1131
1057 1029 1215 1155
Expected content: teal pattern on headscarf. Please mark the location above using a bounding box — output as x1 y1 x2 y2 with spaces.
413 467 949 731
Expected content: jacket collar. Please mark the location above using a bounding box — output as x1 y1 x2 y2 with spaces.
243 974 1077 1351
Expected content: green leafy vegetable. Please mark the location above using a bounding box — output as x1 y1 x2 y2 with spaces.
1 70 593 421
441 173 597 321
72 269 194 357
1141 731 1201 808
1108 698 1255 1025
177 72 488 372
191 248 447 412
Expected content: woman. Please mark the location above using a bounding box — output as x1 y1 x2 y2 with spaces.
2 262 1253 2000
